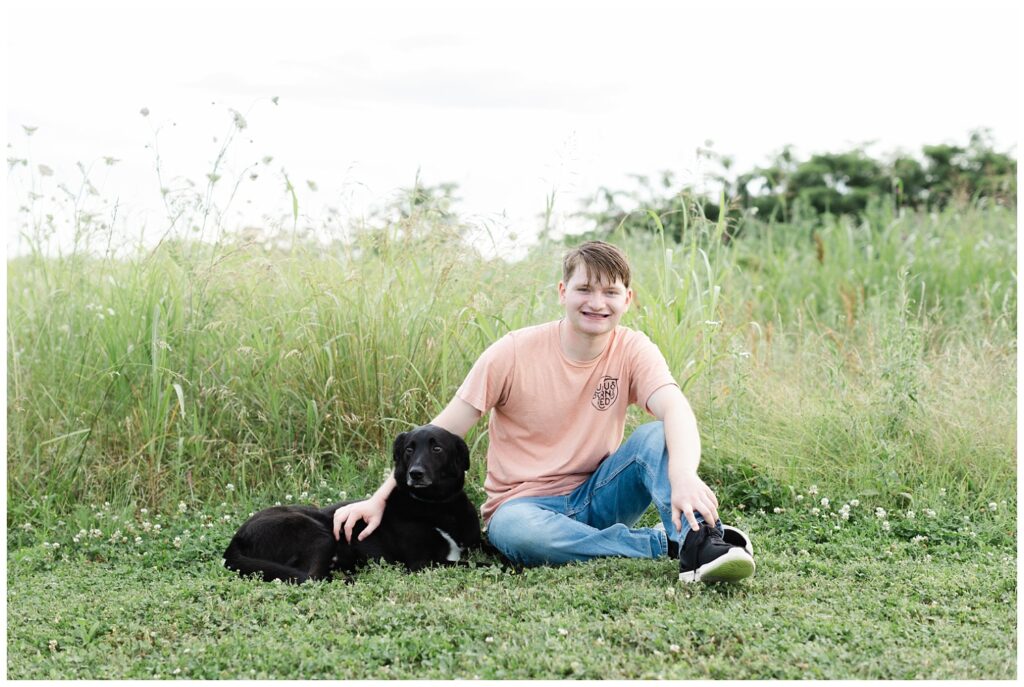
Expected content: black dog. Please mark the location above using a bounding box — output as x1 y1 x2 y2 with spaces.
224 424 483 583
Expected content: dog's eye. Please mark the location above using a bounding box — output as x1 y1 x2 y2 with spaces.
405 447 414 455
431 446 443 454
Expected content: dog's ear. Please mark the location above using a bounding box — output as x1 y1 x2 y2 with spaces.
392 431 410 466
452 434 470 473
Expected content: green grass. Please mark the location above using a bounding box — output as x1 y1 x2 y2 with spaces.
6 490 1015 679
6 169 1017 679
6 204 1016 519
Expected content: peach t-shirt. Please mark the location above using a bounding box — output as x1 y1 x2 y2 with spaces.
456 319 678 523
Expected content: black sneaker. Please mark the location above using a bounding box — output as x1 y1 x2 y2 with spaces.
679 523 755 583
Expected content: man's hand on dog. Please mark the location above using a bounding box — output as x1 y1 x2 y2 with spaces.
333 497 386 543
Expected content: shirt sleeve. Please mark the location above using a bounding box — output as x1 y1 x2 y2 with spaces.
455 333 516 413
627 332 679 413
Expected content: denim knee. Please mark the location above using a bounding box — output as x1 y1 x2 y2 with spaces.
486 500 559 566
628 421 668 464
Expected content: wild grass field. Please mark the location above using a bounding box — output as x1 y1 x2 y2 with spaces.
5 191 1017 678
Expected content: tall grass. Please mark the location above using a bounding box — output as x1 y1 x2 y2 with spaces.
6 146 1016 531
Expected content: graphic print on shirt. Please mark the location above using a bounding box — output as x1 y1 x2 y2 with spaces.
591 375 619 411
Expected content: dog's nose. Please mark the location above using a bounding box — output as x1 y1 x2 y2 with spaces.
407 467 430 486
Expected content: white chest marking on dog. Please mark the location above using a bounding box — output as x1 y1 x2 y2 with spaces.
435 527 462 562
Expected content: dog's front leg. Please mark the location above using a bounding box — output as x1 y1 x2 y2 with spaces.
304 544 337 582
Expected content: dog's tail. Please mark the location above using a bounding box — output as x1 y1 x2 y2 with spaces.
223 539 310 584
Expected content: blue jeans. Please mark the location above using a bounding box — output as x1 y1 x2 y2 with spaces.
486 421 718 567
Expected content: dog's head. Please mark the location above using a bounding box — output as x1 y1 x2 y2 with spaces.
392 424 470 501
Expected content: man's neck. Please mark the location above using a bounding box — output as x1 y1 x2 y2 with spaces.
558 320 612 362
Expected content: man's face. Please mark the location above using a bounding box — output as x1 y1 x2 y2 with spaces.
558 267 633 337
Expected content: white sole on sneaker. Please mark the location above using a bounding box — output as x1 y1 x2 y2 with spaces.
679 547 756 583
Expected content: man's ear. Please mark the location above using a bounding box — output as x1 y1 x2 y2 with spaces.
557 280 566 305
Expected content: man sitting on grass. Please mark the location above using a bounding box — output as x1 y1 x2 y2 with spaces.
334 240 755 583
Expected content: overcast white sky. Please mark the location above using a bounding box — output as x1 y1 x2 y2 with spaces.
5 0 1020 258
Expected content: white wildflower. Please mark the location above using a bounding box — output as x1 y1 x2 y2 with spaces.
906 510 915 519
773 507 784 514
173 537 182 549
875 507 887 519
558 628 569 636
881 521 891 531
850 499 859 507
178 502 187 513
988 502 998 512
808 485 819 495
820 498 830 508
924 508 937 518
795 494 804 501
811 508 820 516
226 483 235 492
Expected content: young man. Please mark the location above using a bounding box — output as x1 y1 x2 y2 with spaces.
334 241 755 583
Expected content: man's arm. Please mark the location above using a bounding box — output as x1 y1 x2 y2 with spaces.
430 396 483 437
332 396 483 542
646 385 720 534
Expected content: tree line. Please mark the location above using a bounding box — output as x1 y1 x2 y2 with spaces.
579 128 1015 242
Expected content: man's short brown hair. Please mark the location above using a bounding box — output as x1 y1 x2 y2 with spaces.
562 240 631 288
